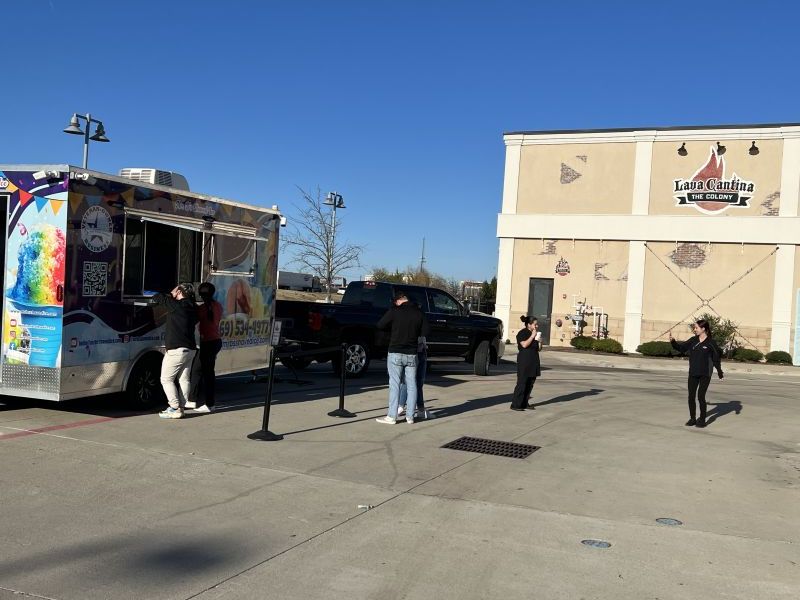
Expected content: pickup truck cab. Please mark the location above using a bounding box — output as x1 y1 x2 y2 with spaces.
276 281 504 377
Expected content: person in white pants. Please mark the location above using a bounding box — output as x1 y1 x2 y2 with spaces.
151 283 198 419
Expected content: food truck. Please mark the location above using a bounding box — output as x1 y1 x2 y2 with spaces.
0 164 281 406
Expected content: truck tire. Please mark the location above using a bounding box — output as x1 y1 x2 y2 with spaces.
280 356 312 371
333 341 370 378
473 340 491 376
125 353 166 409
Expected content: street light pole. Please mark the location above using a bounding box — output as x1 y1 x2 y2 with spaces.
324 191 345 303
63 113 110 168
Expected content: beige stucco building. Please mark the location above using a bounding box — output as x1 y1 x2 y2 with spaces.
496 123 800 365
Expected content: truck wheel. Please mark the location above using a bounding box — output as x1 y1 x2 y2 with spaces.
333 341 370 378
280 356 312 371
125 354 166 409
473 340 491 376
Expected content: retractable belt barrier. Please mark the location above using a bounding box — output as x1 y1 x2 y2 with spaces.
247 343 355 442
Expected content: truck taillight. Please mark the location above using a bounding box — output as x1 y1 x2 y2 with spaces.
309 312 323 331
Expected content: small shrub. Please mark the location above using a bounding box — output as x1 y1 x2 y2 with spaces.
731 348 763 362
765 350 792 365
592 338 623 354
697 312 739 357
570 336 594 350
637 341 679 357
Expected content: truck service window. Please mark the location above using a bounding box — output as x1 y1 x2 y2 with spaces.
123 218 201 295
209 234 256 277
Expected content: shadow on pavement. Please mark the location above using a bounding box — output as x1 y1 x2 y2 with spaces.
531 388 605 408
705 400 743 426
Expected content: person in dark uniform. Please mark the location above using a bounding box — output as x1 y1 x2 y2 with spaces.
510 315 542 411
670 319 724 428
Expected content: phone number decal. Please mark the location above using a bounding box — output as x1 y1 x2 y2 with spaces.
219 318 271 339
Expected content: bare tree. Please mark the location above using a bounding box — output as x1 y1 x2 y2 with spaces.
282 186 364 301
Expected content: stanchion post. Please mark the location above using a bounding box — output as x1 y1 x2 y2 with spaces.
328 342 356 418
247 347 284 441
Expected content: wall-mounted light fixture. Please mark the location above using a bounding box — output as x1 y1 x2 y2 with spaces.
32 170 61 181
202 215 215 230
677 143 688 156
749 141 760 156
716 141 726 156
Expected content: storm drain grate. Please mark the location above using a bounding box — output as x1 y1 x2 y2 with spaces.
441 436 540 459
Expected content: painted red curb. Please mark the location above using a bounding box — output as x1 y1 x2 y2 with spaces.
0 416 115 440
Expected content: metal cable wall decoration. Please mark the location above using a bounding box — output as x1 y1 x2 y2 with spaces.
643 243 779 351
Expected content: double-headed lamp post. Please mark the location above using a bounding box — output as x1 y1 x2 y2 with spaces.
323 191 345 302
63 113 110 169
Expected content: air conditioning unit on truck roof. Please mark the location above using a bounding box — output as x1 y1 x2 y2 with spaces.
118 168 190 191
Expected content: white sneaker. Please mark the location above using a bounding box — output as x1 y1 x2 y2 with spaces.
194 404 213 413
406 417 414 424
397 406 406 416
158 407 184 419
375 416 397 424
184 401 197 409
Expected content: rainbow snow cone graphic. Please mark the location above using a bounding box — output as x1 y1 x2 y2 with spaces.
7 224 66 368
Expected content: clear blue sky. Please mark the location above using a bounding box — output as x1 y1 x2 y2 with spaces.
4 1 799 283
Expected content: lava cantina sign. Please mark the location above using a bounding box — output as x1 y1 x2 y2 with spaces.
673 147 754 214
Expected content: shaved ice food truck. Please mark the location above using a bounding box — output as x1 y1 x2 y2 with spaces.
0 164 281 405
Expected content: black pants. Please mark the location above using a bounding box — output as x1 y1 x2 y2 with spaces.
687 375 710 421
198 339 223 407
511 373 537 409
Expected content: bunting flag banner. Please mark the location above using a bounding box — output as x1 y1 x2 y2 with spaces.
220 202 234 216
85 195 102 207
121 188 135 204
50 199 65 215
18 189 33 206
34 196 49 213
69 193 84 214
104 193 120 205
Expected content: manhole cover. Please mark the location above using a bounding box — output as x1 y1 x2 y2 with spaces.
655 518 683 526
581 539 611 548
441 436 540 459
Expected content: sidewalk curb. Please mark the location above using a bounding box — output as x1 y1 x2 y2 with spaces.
502 345 800 377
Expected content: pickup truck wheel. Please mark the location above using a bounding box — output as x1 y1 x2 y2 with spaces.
473 340 491 376
333 342 370 377
126 354 166 409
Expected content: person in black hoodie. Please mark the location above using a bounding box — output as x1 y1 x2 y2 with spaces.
375 291 429 424
670 319 724 428
152 283 198 419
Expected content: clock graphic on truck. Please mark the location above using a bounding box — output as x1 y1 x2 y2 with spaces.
80 206 113 252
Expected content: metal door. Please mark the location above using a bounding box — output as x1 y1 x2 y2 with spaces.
527 278 553 345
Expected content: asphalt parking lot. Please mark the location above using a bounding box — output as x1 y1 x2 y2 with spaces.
1 353 798 600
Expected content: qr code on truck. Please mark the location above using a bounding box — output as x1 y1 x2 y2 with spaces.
83 261 108 297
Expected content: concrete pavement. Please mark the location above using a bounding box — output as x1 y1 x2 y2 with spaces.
0 357 797 600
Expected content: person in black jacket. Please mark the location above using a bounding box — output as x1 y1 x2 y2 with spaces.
670 319 724 428
510 315 542 411
152 283 198 419
375 291 430 424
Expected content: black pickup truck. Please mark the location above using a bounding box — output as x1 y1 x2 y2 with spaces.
275 281 504 377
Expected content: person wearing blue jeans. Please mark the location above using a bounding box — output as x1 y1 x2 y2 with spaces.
375 292 429 424
398 337 429 420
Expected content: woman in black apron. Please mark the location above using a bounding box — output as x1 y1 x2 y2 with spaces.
511 315 542 411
